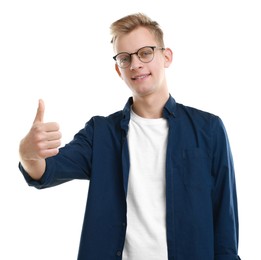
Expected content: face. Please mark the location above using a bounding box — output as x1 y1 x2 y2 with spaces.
114 27 173 99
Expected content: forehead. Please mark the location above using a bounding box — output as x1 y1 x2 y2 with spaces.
114 27 157 53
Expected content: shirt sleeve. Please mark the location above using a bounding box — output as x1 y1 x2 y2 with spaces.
19 118 94 189
211 116 241 259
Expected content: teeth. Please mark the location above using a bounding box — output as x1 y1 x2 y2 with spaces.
135 75 146 79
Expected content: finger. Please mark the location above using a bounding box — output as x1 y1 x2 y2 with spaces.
33 99 45 124
45 131 62 141
43 122 60 132
44 139 61 150
37 140 61 158
39 147 60 159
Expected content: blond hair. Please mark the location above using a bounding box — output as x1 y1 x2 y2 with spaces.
110 13 164 48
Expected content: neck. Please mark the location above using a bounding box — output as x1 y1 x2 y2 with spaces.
132 91 169 119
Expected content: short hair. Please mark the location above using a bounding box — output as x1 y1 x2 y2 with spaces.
110 13 164 48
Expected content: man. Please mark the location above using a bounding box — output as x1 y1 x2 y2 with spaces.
19 13 241 259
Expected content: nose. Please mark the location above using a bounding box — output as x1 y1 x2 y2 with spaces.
130 54 143 70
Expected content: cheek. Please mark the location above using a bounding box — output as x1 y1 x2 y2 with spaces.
119 71 130 82
150 63 162 76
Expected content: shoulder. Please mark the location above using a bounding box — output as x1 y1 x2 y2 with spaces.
175 103 228 140
175 102 222 126
90 110 124 125
80 110 124 137
176 102 217 120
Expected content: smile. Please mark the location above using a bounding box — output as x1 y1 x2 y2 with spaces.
131 73 151 80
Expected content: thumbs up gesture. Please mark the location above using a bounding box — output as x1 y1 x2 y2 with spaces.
19 99 62 161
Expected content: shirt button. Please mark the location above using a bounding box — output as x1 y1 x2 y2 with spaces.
116 251 122 256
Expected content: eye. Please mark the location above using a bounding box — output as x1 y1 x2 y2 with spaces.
117 54 130 65
121 56 130 63
139 48 153 59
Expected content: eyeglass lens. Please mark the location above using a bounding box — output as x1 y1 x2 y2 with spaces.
116 46 155 68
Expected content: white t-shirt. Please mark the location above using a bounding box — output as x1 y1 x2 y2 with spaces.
122 109 169 260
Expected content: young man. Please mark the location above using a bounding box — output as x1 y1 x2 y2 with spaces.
19 13 241 260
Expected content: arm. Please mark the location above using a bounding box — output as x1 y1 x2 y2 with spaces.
212 117 241 259
19 99 61 180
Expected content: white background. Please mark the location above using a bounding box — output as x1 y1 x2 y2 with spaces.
0 0 260 259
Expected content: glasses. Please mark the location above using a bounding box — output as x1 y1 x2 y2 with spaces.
113 46 165 69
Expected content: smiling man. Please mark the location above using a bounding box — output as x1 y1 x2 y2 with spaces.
19 13 241 260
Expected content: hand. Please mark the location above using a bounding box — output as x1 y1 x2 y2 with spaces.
19 99 62 161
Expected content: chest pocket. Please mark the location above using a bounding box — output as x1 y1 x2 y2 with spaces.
181 148 212 189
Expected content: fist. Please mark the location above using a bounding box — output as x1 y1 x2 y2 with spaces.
19 99 62 161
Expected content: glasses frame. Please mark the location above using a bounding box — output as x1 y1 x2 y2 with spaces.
113 46 165 69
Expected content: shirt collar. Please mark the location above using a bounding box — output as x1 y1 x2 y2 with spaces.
121 94 177 131
163 94 177 119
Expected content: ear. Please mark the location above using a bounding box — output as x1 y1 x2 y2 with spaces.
115 63 122 78
163 48 173 68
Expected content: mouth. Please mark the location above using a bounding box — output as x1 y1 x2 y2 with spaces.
131 73 151 81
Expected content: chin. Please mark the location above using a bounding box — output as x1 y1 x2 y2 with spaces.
134 89 156 98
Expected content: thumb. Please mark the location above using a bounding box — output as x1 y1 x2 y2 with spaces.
33 99 45 123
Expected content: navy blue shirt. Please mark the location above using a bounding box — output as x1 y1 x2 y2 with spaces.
20 95 241 260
